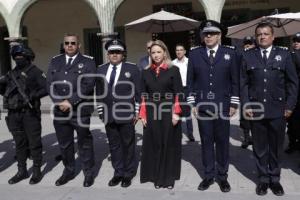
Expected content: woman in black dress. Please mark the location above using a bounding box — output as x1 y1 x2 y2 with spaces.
139 40 183 189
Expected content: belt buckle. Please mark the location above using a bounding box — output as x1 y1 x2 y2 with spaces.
207 92 215 100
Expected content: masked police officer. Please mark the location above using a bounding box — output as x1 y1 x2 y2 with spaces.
96 39 141 188
187 20 239 192
47 33 96 187
239 36 256 149
241 22 298 196
0 44 47 185
285 32 300 154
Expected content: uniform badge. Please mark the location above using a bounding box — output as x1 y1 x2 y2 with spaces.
275 55 282 62
125 72 131 78
21 72 27 78
224 54 231 60
78 63 84 68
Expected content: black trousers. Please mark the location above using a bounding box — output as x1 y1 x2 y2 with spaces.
197 112 230 181
53 116 94 176
251 118 286 183
6 109 42 168
105 122 136 178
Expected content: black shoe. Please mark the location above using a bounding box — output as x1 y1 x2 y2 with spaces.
189 138 195 142
270 182 284 196
108 176 123 186
198 178 214 191
256 182 269 196
167 184 174 189
55 173 75 186
83 175 94 187
218 180 231 192
154 184 162 189
29 168 43 185
121 177 132 188
8 170 29 184
285 146 296 154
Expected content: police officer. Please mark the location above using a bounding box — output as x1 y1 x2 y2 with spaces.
285 32 300 154
96 39 141 188
47 33 96 187
0 44 47 185
241 22 298 196
187 20 239 192
239 36 256 149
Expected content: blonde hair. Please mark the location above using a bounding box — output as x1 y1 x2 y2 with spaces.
146 40 173 69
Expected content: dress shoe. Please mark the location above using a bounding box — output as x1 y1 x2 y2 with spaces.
108 176 123 186
121 177 132 188
256 182 269 196
270 182 284 196
83 175 94 187
29 167 43 185
8 169 29 184
55 173 75 186
198 178 214 191
218 180 231 192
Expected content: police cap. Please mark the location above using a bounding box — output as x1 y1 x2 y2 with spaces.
199 20 228 36
105 39 126 52
292 32 300 43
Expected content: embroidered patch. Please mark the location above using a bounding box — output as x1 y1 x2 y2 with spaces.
78 63 84 68
224 54 231 60
125 72 131 78
275 55 282 62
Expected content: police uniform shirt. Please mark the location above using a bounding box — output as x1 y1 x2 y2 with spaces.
206 45 219 57
172 56 188 87
65 53 78 65
105 62 122 86
260 46 272 59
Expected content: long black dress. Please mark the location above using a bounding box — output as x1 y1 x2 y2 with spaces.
140 65 183 187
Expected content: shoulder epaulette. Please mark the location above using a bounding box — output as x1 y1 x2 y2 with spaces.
52 54 63 59
190 46 200 50
244 47 255 51
97 63 108 68
83 55 94 59
276 46 289 51
125 61 136 65
223 45 236 50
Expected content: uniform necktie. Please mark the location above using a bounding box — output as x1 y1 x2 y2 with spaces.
209 49 215 65
109 65 117 88
262 50 268 65
67 57 73 66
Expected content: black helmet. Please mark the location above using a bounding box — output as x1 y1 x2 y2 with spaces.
10 44 35 61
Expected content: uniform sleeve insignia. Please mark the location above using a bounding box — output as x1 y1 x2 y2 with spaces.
224 53 231 60
78 63 84 68
125 72 131 78
21 72 28 78
275 55 282 61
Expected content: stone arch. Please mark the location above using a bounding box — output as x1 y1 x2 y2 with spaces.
20 0 102 70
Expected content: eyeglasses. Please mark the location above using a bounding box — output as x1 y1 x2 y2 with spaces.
108 50 123 54
64 41 77 46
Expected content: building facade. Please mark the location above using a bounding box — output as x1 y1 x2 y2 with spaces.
0 0 299 73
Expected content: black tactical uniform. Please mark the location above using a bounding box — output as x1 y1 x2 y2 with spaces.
0 45 47 184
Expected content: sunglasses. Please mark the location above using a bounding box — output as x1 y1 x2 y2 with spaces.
108 50 123 54
64 41 77 46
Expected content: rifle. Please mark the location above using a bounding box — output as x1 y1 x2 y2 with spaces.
9 70 33 109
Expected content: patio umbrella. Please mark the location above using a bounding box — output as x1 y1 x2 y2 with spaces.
227 12 300 39
125 10 200 33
